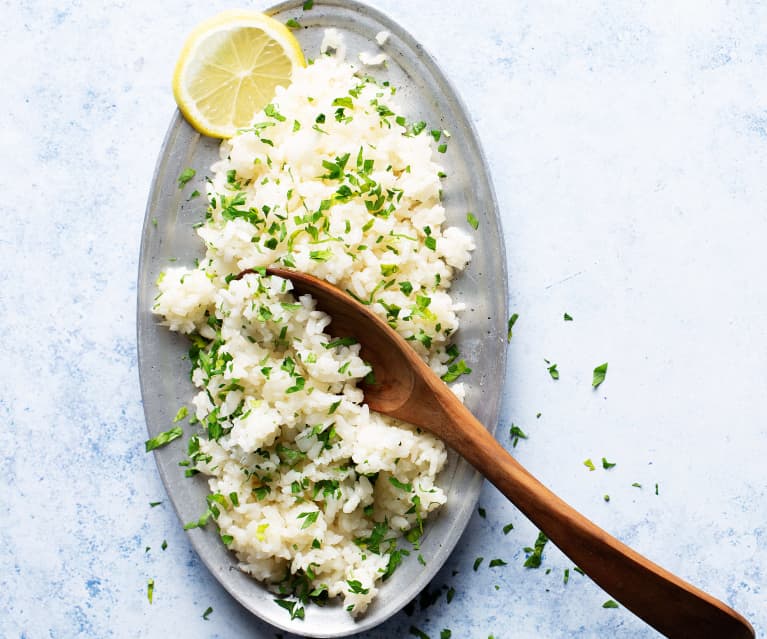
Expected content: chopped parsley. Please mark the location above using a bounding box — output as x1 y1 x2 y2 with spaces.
509 424 528 447
478 506 486 518
473 557 484 571
583 458 596 471
592 362 608 388
441 359 471 383
507 313 518 342
388 476 412 492
347 579 369 594
502 522 514 535
202 606 213 620
409 627 430 639
488 558 507 568
145 426 183 452
440 630 452 639
303 0 314 9
285 18 301 29
547 362 559 380
602 599 620 609
446 586 456 603
274 598 305 620
466 212 479 229
149 501 162 507
297 510 319 529
146 578 154 604
564 312 573 321
173 406 188 422
601 457 616 470
177 167 195 188
523 531 548 568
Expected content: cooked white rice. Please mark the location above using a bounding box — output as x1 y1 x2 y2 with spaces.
153 49 474 615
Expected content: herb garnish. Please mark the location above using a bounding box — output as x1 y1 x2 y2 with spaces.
177 167 196 188
507 313 519 341
145 426 183 452
592 362 608 388
523 531 548 568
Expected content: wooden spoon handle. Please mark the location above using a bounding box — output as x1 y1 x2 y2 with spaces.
433 399 754 638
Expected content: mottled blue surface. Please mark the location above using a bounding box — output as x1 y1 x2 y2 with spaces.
2 1 766 638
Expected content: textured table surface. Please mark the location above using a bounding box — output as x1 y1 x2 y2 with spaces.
2 1 766 638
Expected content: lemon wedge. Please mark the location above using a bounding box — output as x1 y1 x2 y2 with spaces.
172 10 306 138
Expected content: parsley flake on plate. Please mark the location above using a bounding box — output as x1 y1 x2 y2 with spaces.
144 426 183 452
507 313 518 342
177 167 196 188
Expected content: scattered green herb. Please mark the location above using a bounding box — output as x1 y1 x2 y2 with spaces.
173 406 188 422
564 312 573 321
178 167 195 188
603 599 620 609
202 606 213 620
502 522 514 535
285 18 301 29
145 426 183 452
467 212 479 229
592 362 608 388
602 457 616 470
509 424 528 447
507 313 519 342
583 458 596 471
547 362 559 380
523 531 548 568
147 578 154 604
473 557 484 571
488 558 507 568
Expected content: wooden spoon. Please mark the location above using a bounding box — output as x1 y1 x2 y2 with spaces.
263 267 754 639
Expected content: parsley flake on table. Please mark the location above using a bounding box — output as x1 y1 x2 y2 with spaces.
409 626 430 639
523 531 548 568
488 558 507 568
602 457 616 469
173 406 188 422
502 522 514 535
147 578 154 604
583 458 596 471
473 557 484 571
446 586 456 603
202 606 213 620
466 212 479 230
509 423 528 447
547 362 559 380
603 599 620 609
564 312 573 321
592 362 608 388
440 630 452 639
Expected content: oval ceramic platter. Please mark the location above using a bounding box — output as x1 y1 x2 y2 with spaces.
137 0 508 635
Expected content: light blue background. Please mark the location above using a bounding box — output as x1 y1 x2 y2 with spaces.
2 1 765 638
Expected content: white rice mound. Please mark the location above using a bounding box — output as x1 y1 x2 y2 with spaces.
153 51 475 615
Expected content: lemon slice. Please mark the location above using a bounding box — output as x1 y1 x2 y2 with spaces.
173 10 306 138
